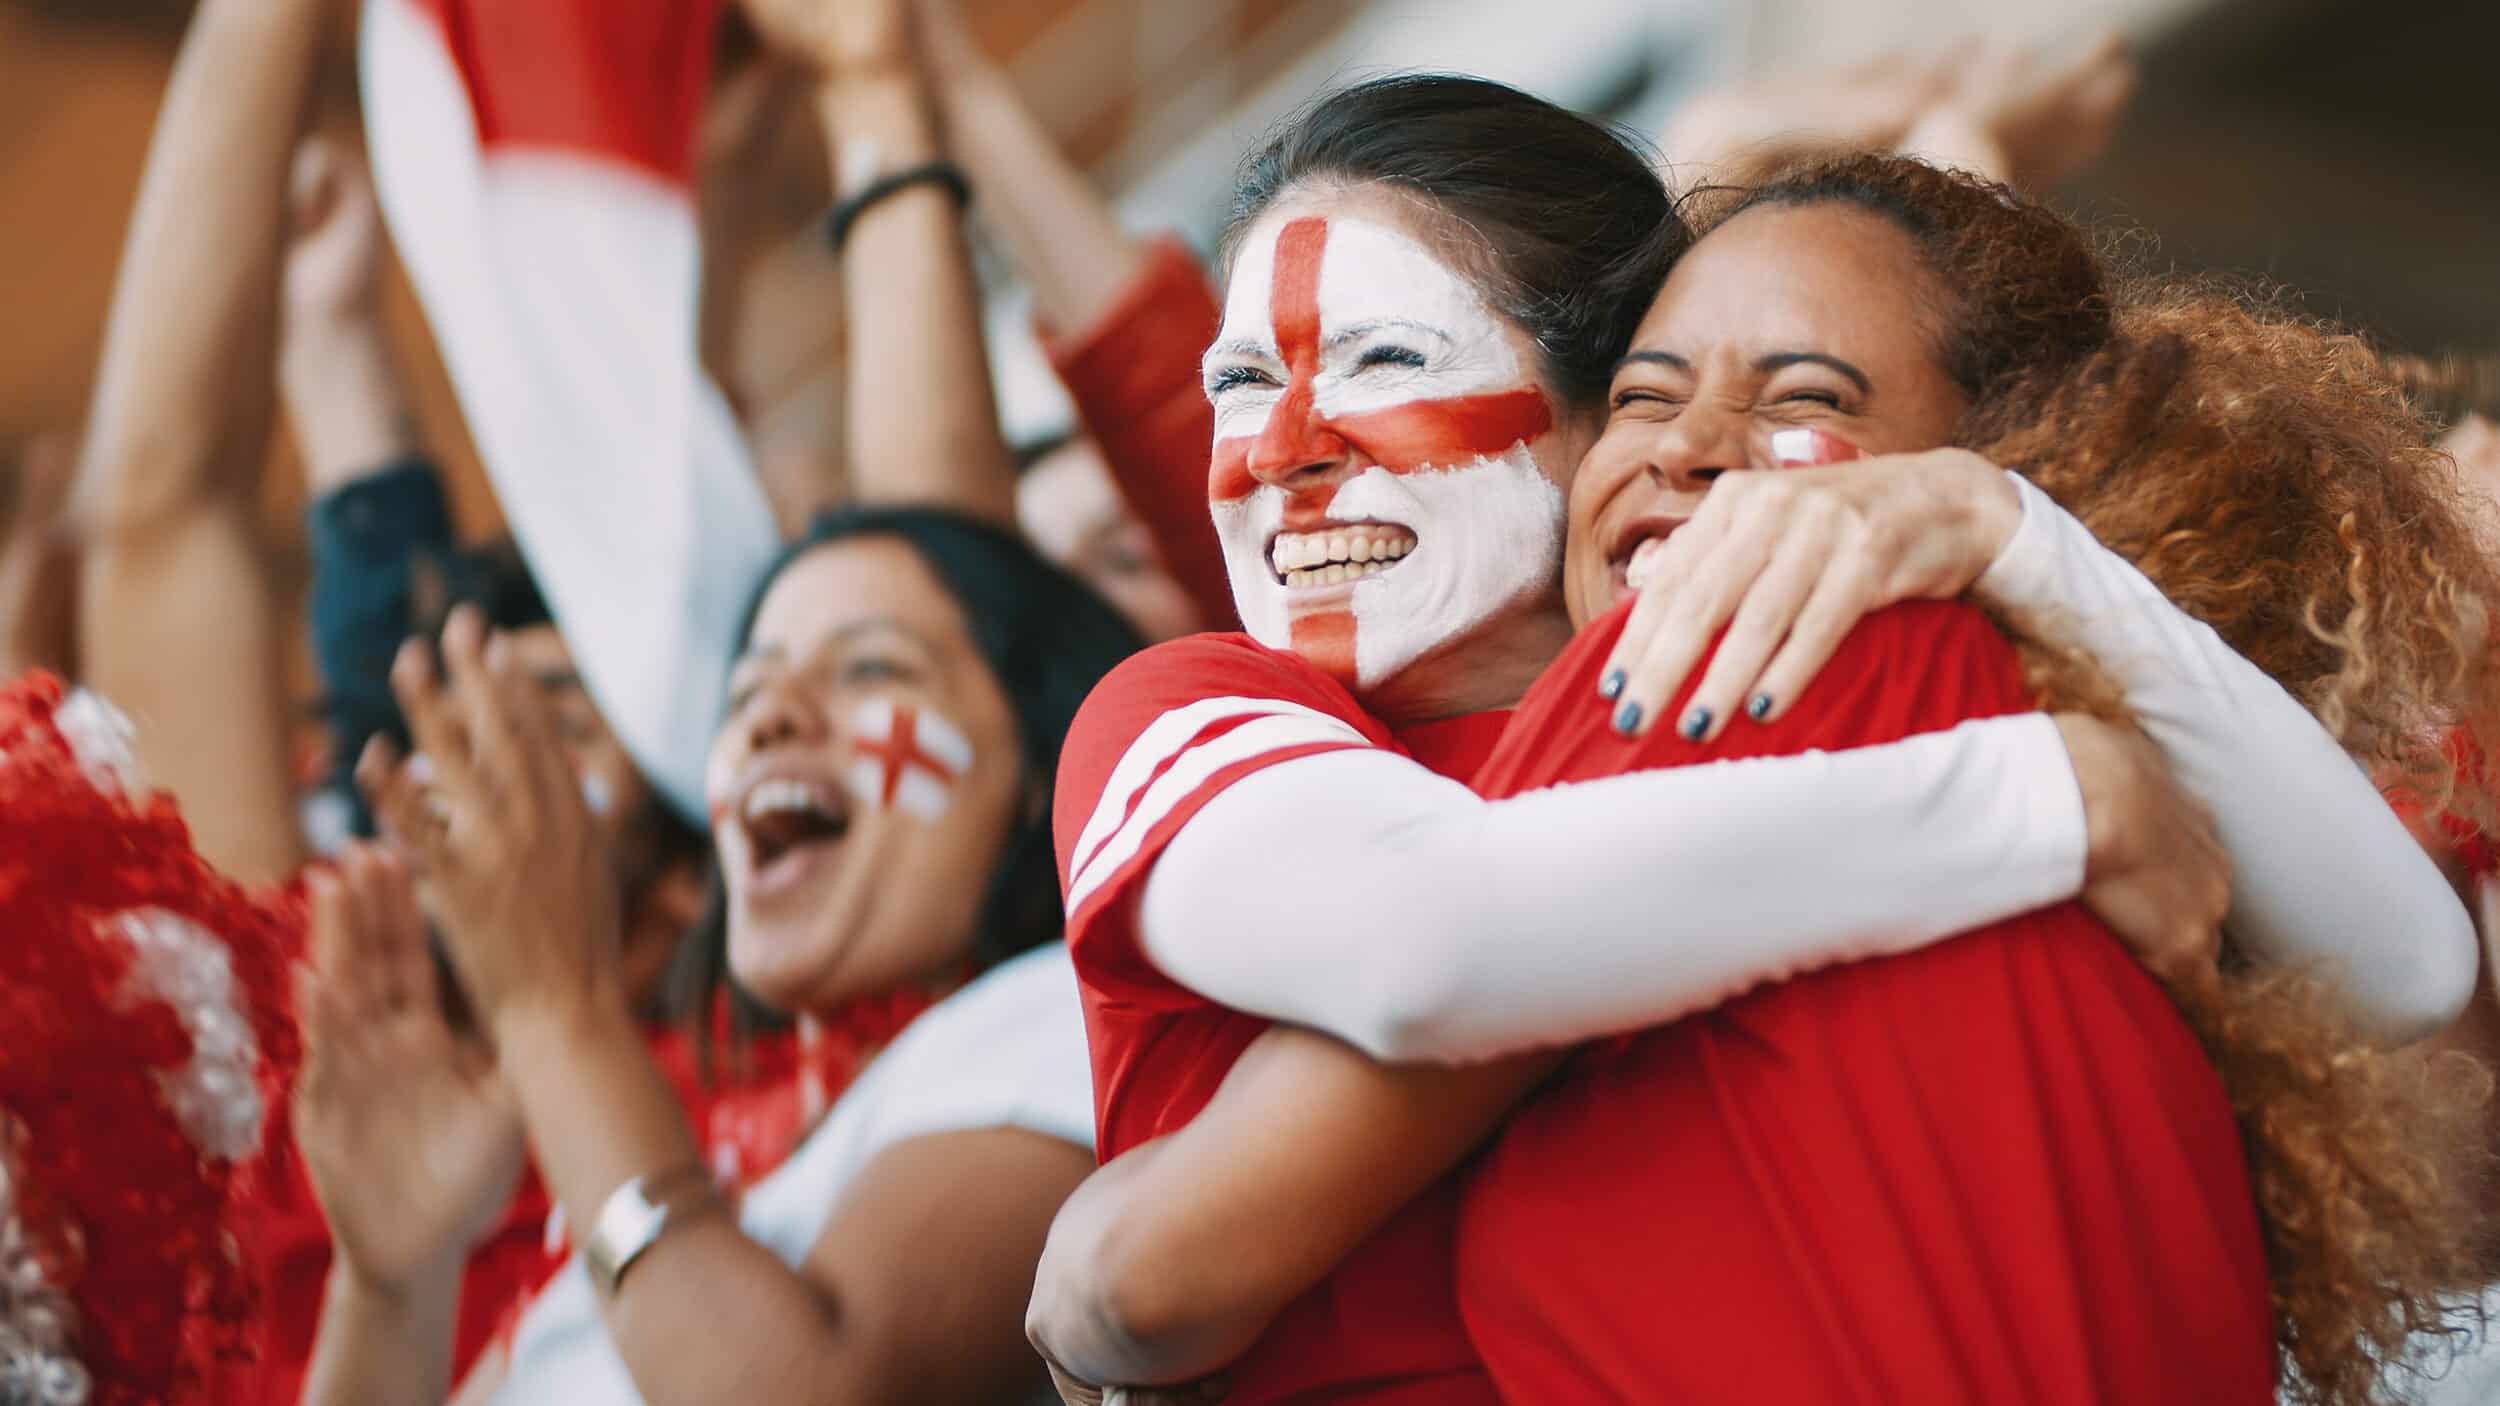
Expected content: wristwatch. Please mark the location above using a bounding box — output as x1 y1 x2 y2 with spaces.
583 1166 719 1296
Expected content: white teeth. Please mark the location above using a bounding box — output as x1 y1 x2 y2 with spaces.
742 778 829 822
1269 528 1420 581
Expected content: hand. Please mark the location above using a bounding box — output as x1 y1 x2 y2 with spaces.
1659 52 1953 184
1037 1356 1226 1406
1898 32 2137 191
293 844 525 1293
1598 447 2023 741
281 132 385 334
2055 714 2230 983
740 0 919 79
360 606 623 1033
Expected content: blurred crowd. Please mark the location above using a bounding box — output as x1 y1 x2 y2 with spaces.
4 1 2500 1404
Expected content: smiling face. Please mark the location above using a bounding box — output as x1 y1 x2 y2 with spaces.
1565 202 1971 625
1203 185 1589 717
703 537 1023 1012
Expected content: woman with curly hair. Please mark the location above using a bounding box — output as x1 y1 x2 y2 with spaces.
1455 154 2500 1405
1033 142 2497 1406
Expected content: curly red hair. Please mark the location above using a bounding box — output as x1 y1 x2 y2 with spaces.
1707 154 2500 1404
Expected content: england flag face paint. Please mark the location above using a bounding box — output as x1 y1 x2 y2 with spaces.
843 697 973 822
1203 212 1565 690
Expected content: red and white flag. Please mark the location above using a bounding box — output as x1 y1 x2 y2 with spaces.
846 698 974 821
361 0 780 823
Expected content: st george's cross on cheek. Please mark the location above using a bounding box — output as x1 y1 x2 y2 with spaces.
1202 214 1566 689
843 697 974 821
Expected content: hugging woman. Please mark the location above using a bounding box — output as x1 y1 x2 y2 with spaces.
1028 77 2494 1405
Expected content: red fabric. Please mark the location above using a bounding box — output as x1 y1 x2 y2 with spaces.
1039 236 1237 633
1456 600 2275 1405
0 675 307 1406
1054 634 1503 1404
406 0 722 183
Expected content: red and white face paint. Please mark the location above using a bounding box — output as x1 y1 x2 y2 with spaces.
1204 213 1563 689
843 697 973 822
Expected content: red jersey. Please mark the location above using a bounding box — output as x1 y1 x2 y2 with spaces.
1056 632 1506 1404
1039 235 1236 632
1456 600 2275 1405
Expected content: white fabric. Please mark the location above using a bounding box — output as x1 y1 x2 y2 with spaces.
481 946 1095 1406
1977 474 2477 1044
361 0 780 823
1141 713 2088 1063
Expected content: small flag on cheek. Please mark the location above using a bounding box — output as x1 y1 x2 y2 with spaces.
844 698 974 821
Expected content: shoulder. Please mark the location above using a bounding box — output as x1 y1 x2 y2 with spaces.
1057 633 1387 906
864 947 1095 1151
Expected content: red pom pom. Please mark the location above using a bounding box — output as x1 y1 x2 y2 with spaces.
0 673 307 1405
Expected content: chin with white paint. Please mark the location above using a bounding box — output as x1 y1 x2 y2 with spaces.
1218 454 1564 689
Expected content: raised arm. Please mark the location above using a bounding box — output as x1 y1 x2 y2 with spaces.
916 0 1236 628
282 133 438 839
1976 474 2477 1042
745 0 1016 526
70 0 334 882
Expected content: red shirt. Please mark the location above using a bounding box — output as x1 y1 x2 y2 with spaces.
1056 633 1505 1405
1038 235 1236 633
1456 600 2275 1405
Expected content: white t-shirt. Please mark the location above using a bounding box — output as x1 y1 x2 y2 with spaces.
481 945 1095 1406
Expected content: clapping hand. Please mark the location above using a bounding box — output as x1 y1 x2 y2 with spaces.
294 844 524 1294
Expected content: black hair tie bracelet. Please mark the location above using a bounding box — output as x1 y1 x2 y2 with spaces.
826 160 972 253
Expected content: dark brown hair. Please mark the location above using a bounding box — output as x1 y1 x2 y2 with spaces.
1706 153 2500 1404
1229 73 1685 409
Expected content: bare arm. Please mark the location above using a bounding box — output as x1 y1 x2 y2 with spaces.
70 0 332 881
915 0 1143 338
299 1264 463 1406
748 0 1016 525
1030 1027 1549 1388
917 1 1235 629
477 993 1084 1404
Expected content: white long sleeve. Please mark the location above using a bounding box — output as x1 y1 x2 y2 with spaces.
1975 474 2475 1044
1140 713 2088 1064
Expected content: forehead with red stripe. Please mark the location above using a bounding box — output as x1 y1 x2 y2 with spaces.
1209 215 1551 508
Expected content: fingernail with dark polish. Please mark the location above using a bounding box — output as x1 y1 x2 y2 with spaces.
1612 701 1644 735
1598 669 1626 701
1748 693 1774 721
1681 706 1713 741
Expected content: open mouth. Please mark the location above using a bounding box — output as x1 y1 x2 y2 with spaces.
1268 522 1419 589
1607 514 1688 596
737 775 853 892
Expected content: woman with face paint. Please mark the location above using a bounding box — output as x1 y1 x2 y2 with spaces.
1030 79 2480 1404
292 2 1148 1402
